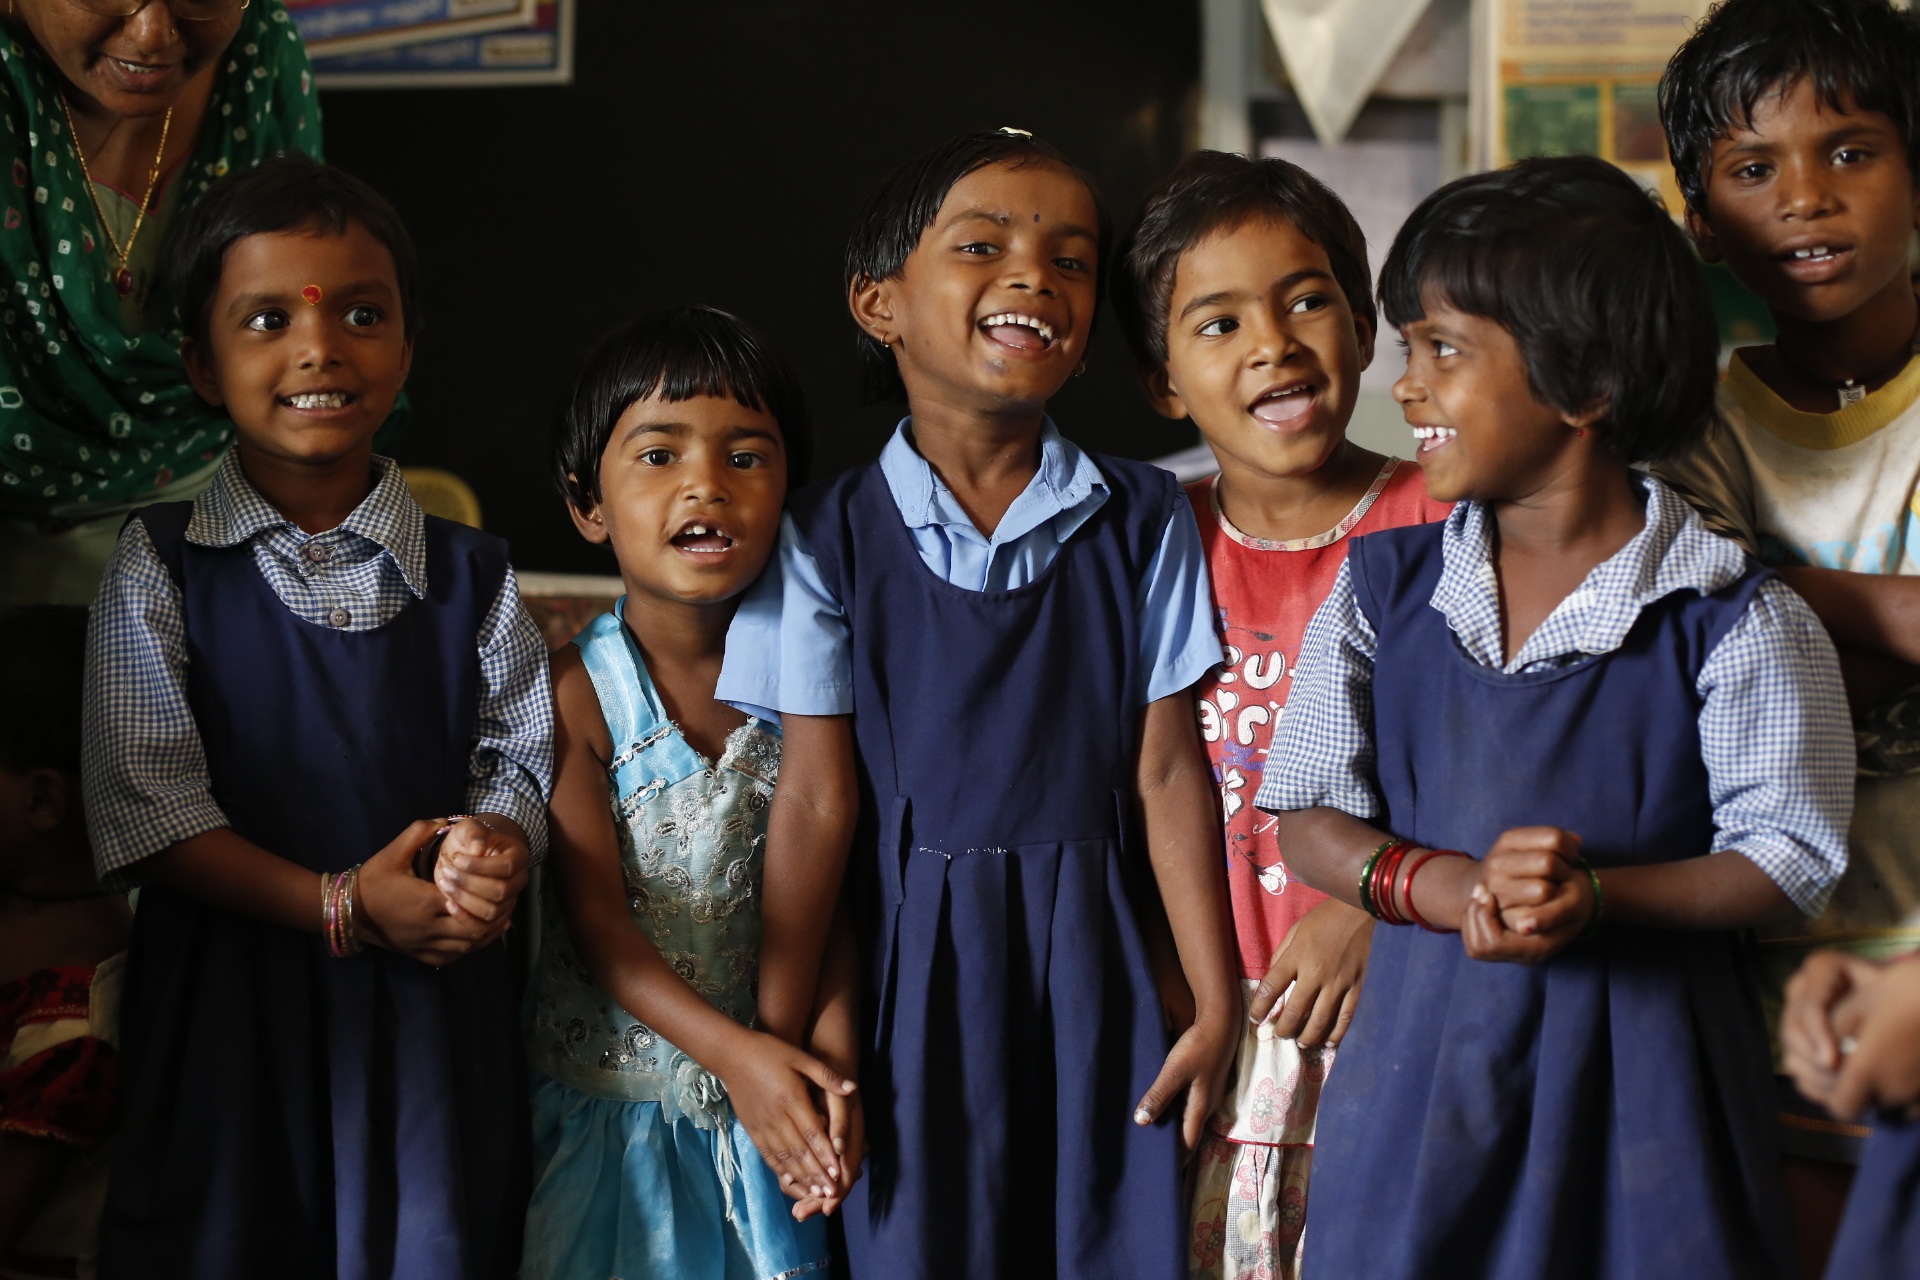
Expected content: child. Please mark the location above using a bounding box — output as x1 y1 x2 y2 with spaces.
1 605 129 1280
1260 156 1854 1279
81 156 552 1279
1782 947 1920 1275
1654 0 1920 1259
1114 151 1449 1280
715 128 1242 1279
521 305 850 1280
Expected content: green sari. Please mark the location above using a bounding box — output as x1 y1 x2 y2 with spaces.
0 0 320 519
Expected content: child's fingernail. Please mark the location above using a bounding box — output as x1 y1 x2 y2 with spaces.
1134 1107 1152 1125
833 1139 845 1153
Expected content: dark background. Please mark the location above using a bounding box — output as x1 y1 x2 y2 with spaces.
321 2 1203 574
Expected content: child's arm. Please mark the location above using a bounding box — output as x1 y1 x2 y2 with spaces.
756 712 859 1045
791 898 864 1222
545 650 850 1199
1249 898 1372 1048
1776 568 1920 709
0 1134 70 1253
1128 689 1241 1152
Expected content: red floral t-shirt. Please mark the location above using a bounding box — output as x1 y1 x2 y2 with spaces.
1189 459 1451 979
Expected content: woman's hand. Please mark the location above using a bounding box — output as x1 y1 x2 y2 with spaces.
709 1026 855 1202
355 819 495 966
1132 1004 1239 1156
1250 897 1372 1048
1460 827 1593 965
431 814 529 934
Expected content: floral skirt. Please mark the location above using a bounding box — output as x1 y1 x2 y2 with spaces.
521 1072 829 1280
1188 980 1333 1280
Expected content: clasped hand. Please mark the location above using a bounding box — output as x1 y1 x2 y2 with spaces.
1459 826 1597 965
355 816 529 966
1784 950 1920 1121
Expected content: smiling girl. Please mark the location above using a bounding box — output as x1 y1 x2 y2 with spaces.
716 128 1240 1280
82 158 550 1279
1258 157 1855 1279
521 306 846 1280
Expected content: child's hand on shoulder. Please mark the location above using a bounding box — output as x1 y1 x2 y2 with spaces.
709 1027 855 1205
431 814 531 927
1461 827 1595 965
1250 897 1372 1048
355 819 504 966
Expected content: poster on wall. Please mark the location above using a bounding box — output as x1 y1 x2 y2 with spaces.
1476 0 1710 209
305 0 572 89
287 0 538 59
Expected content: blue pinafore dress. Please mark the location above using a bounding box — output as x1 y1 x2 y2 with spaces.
789 454 1186 1280
520 605 828 1280
99 503 529 1280
1300 522 1794 1280
1823 1118 1920 1277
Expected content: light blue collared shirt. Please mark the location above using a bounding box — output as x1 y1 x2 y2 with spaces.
716 419 1222 719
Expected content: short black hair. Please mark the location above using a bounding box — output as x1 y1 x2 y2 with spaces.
0 606 88 777
553 304 812 512
1378 155 1718 463
1660 0 1920 214
845 129 1111 403
1115 150 1375 373
167 153 422 349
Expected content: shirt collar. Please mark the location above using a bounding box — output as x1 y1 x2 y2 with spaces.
186 452 431 598
1430 473 1749 664
878 416 1104 542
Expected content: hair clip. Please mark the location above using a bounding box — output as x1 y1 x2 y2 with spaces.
997 126 1033 139
301 285 323 306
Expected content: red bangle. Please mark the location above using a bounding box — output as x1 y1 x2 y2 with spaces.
1373 841 1414 926
1399 848 1470 933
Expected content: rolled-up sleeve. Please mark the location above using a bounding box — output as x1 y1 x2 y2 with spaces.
466 566 555 860
1698 577 1853 915
1136 497 1224 704
716 513 854 719
82 521 229 889
1255 561 1383 819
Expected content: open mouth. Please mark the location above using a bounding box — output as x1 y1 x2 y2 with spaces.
280 390 355 411
107 56 174 79
670 522 734 554
1411 425 1457 453
1248 383 1317 429
1774 242 1853 279
978 312 1058 353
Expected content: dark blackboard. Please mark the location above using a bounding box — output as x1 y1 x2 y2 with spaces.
319 1 1202 573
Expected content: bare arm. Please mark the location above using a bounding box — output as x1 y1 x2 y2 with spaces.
757 712 859 1045
1130 691 1240 1150
1780 566 1920 669
0 1134 70 1254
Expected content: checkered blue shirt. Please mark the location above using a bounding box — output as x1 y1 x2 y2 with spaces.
82 452 553 887
1255 475 1853 916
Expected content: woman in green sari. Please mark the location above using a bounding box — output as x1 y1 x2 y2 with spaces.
0 0 320 603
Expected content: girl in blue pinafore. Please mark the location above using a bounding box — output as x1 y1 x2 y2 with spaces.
1256 159 1856 1279
718 130 1242 1280
523 307 845 1280
81 160 548 1280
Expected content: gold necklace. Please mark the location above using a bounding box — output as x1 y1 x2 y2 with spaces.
58 96 173 298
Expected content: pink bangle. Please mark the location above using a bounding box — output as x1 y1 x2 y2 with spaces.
1399 849 1471 933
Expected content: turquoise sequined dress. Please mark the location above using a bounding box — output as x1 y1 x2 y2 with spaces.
521 606 828 1280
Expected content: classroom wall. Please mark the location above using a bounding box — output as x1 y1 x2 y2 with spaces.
321 2 1202 574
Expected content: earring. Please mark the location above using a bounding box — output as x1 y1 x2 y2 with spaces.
1074 360 1087 377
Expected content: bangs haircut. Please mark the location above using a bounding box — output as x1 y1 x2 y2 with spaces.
1115 150 1375 372
1659 0 1920 214
553 304 812 512
0 605 88 777
1378 155 1718 464
845 129 1111 403
168 153 421 349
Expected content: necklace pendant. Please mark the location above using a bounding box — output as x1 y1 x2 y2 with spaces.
1839 380 1866 408
114 267 133 297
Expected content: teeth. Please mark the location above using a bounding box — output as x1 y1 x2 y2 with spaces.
688 525 709 535
1411 426 1458 440
1792 246 1837 259
980 312 1056 343
286 392 348 410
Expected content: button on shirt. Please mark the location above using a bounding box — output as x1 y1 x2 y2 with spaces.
83 452 554 888
1257 475 1853 916
716 419 1223 720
